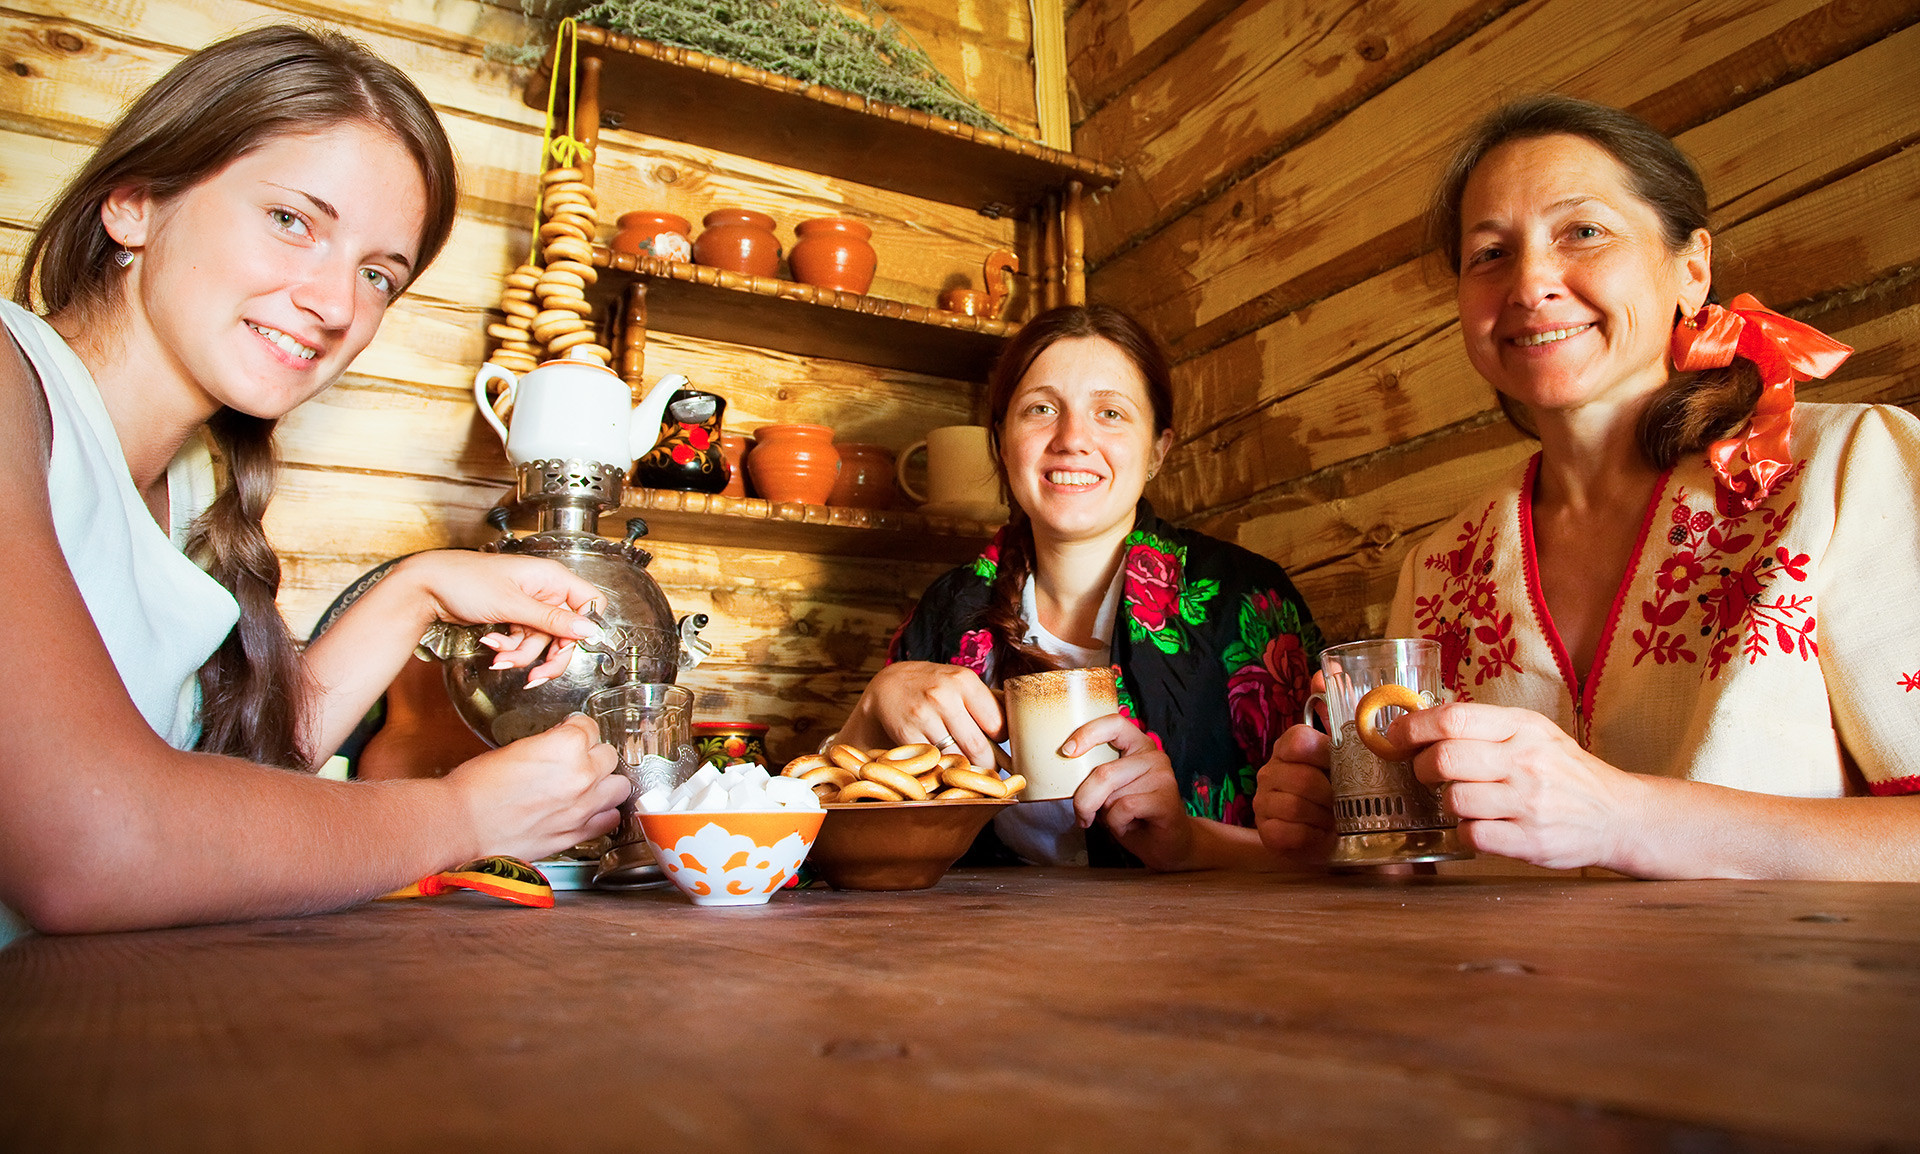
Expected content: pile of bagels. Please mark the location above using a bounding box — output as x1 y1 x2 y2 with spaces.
483 165 611 383
782 743 1026 804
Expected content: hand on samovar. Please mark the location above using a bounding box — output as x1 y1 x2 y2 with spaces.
409 551 607 687
446 713 628 862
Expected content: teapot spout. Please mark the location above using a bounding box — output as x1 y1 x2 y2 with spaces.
630 373 689 462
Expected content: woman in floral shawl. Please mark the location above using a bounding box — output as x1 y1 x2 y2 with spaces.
838 305 1321 870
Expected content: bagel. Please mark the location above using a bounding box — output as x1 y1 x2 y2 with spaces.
812 782 840 802
536 268 588 291
859 761 930 801
538 220 591 242
500 299 537 320
934 786 984 800
827 743 871 772
539 295 594 316
543 180 598 202
878 743 940 775
936 753 969 773
486 321 530 341
837 780 904 803
1355 683 1427 762
544 259 598 283
798 764 857 789
916 770 942 791
782 754 831 777
540 166 585 185
1000 774 1027 798
544 238 594 265
938 766 1009 799
546 329 599 353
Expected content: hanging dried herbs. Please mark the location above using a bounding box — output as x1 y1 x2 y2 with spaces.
506 0 1006 133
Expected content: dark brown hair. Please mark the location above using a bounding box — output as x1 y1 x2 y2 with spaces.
980 304 1175 679
1427 94 1759 468
17 25 460 768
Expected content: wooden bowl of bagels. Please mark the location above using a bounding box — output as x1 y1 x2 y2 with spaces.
782 743 1023 890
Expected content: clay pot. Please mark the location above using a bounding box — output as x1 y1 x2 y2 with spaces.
719 431 754 498
612 211 692 262
826 442 897 509
789 217 877 295
748 424 840 505
692 209 780 277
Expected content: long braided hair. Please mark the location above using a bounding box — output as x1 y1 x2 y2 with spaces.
17 25 459 767
979 305 1175 680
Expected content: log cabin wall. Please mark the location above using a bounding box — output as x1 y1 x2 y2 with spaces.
1069 0 1920 646
1 0 1039 763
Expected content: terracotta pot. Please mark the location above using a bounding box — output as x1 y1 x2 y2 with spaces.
789 217 876 295
719 431 754 498
826 442 897 509
692 209 780 276
748 424 840 505
612 210 692 262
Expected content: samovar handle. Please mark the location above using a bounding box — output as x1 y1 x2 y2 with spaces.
623 517 649 546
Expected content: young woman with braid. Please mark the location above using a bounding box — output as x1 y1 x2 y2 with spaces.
0 26 630 935
837 305 1323 869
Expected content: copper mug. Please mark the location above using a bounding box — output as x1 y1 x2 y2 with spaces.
1303 639 1472 867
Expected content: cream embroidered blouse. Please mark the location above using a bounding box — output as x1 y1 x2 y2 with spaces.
1388 402 1920 799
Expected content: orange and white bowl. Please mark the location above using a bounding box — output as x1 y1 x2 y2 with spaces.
637 811 824 906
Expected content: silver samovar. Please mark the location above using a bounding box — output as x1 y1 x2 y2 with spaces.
421 458 710 747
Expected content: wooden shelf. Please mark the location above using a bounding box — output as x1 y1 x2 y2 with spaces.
527 26 1119 218
608 488 999 564
597 249 1013 377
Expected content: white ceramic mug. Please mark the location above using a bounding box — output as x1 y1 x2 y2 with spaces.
895 425 1007 522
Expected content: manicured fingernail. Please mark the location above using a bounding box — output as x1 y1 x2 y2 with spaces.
477 634 510 650
525 673 551 690
489 658 514 670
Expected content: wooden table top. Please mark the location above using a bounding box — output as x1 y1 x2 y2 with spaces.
3 870 1916 1151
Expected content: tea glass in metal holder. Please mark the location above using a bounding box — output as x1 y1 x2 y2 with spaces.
586 683 699 887
1304 638 1473 867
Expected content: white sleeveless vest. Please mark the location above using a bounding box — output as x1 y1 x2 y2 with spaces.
4 299 238 748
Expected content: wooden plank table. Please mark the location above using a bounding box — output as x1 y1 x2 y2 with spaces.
3 870 1916 1151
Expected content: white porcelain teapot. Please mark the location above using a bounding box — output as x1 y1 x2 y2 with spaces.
474 349 687 468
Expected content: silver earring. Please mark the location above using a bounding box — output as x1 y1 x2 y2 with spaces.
113 247 134 268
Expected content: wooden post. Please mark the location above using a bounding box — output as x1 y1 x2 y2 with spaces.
1042 189 1063 311
1063 181 1085 306
620 281 648 389
576 54 603 188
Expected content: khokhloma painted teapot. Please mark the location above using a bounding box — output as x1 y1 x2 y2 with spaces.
473 347 687 469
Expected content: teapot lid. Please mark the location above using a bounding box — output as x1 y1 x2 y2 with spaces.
537 346 621 376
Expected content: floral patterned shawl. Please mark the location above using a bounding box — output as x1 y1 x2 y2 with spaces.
888 502 1322 830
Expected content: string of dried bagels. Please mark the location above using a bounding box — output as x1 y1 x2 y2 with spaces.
782 743 1026 804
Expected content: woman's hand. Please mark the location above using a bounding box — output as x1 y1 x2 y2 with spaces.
838 661 1006 770
444 714 629 862
1253 723 1336 864
1068 714 1193 870
1389 702 1644 871
394 551 604 685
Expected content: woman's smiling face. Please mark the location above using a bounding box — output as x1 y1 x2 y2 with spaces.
103 120 428 421
998 335 1172 547
1454 133 1710 424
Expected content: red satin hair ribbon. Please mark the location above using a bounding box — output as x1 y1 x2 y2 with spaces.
1670 292 1852 511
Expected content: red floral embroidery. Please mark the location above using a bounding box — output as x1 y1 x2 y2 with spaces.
950 628 992 678
1225 628 1309 768
1899 670 1920 693
1632 467 1812 679
1411 500 1518 698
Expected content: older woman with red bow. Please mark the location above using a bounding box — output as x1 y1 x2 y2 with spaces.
1253 95 1920 880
